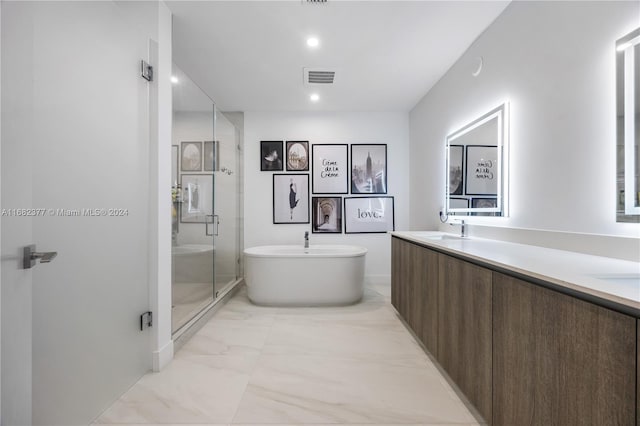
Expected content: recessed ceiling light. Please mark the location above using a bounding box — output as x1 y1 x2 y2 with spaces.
310 93 320 102
170 76 179 84
307 37 320 48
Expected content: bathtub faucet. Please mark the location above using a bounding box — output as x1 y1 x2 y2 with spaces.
304 231 309 249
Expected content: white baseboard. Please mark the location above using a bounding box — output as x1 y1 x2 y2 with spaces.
152 340 174 372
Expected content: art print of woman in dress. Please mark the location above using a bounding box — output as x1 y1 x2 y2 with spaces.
289 179 299 219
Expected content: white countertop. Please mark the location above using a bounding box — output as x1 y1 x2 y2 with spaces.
390 231 640 315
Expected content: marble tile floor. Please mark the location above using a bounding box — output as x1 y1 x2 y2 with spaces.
95 281 483 426
172 281 214 332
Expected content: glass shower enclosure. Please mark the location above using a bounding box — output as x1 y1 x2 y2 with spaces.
171 63 241 334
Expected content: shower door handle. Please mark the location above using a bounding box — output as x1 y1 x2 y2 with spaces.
205 215 219 236
23 244 58 269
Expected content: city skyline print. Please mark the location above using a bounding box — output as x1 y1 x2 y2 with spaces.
351 144 387 194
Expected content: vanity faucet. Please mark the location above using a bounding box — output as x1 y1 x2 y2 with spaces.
304 231 309 248
450 219 466 238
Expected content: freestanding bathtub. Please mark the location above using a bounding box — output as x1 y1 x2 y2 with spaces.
244 245 367 306
172 244 214 284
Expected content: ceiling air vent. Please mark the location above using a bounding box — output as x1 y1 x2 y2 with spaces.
305 0 327 3
304 68 335 85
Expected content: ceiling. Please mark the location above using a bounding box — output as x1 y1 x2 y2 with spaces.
167 1 510 112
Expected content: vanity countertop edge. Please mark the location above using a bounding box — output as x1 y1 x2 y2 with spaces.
390 231 640 318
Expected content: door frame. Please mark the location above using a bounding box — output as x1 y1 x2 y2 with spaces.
1 1 4 420
149 3 174 373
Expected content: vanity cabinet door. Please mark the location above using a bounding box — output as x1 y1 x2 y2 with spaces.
437 254 492 424
493 273 636 426
390 238 438 355
413 245 438 355
391 237 407 319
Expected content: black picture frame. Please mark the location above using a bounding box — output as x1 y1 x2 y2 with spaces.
448 145 464 196
286 141 310 171
311 144 348 194
273 173 310 224
344 196 395 234
261 141 284 171
311 197 342 233
465 145 498 196
350 144 387 194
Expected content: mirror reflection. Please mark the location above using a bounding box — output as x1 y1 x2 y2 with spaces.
616 27 640 222
445 103 508 217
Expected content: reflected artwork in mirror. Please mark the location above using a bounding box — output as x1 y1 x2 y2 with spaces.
616 27 640 222
445 103 509 217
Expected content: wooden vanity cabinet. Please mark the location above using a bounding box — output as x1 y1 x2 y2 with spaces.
437 254 493 424
391 236 638 426
493 272 636 426
390 238 404 317
391 238 438 355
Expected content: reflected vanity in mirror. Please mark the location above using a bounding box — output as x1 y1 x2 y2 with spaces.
445 102 509 217
616 28 640 222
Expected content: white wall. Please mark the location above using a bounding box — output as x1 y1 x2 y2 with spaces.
409 1 640 261
244 111 410 282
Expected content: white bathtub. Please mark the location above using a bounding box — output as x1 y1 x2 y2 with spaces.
244 245 367 306
172 244 214 284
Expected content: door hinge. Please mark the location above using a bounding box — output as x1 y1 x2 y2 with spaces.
140 60 153 82
140 311 153 330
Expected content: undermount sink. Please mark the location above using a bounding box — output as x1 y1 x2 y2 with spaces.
412 232 464 241
425 234 464 241
590 273 640 288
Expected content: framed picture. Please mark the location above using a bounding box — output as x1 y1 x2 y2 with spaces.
448 145 464 196
470 197 499 216
273 174 309 224
465 145 498 195
449 197 470 216
180 174 213 223
181 141 202 172
450 197 470 208
344 196 394 234
204 141 218 172
351 144 387 194
312 197 342 233
261 141 284 171
312 144 348 194
171 145 179 187
286 141 309 171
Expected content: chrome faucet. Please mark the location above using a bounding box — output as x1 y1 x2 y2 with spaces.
450 219 467 238
304 231 309 248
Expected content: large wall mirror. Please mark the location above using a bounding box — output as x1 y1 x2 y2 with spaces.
616 28 640 223
445 102 509 217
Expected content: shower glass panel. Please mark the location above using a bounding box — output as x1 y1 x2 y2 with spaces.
213 109 241 296
171 63 215 333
